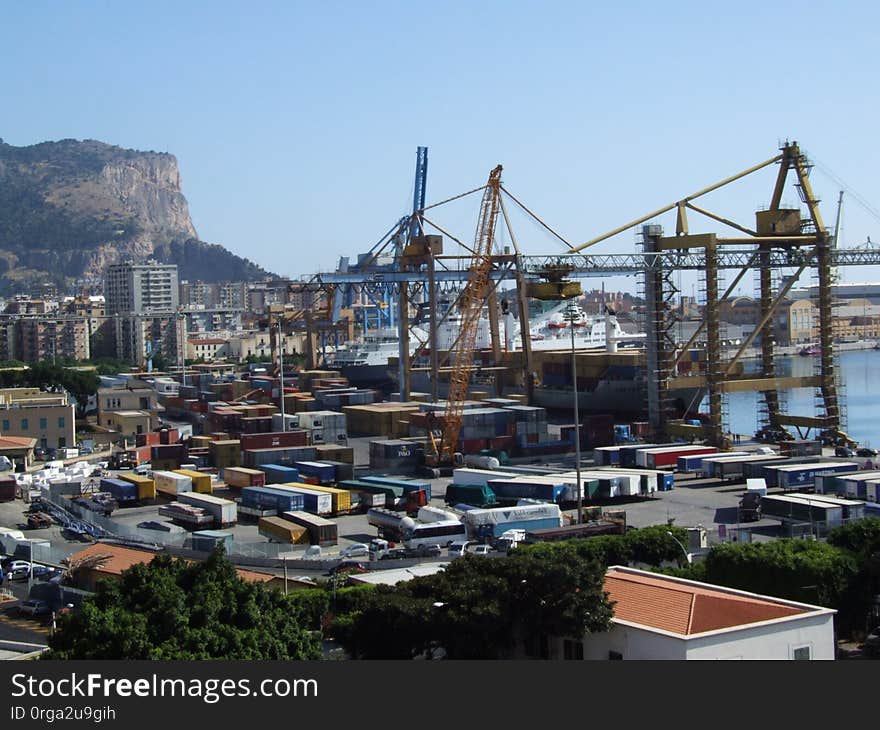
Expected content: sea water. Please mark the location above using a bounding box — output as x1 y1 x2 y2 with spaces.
718 349 880 446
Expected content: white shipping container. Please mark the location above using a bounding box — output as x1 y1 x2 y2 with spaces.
453 468 525 488
177 492 238 525
153 470 193 496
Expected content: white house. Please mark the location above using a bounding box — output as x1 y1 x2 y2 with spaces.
542 566 836 661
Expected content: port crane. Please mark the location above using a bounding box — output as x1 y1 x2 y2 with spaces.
425 164 504 469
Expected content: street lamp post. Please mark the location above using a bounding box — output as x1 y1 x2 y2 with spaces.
277 325 286 432
666 531 692 565
568 302 583 524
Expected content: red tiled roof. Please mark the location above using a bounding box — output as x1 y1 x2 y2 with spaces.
604 568 808 636
67 543 275 584
0 436 37 449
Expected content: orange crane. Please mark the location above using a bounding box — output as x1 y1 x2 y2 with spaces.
427 164 503 468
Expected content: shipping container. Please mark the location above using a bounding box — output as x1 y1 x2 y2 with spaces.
262 484 333 515
826 470 880 498
100 477 138 503
451 468 512 488
258 464 301 484
286 482 351 514
177 492 237 527
759 493 845 530
463 503 563 539
222 467 266 489
243 446 316 468
636 445 718 470
153 470 193 497
593 467 671 493
592 446 622 466
359 476 432 501
444 483 498 508
293 461 337 483
279 510 338 546
773 462 859 490
347 489 387 510
241 486 306 513
191 530 234 552
259 516 309 544
0 477 16 502
678 451 748 474
778 439 823 457
338 479 406 507
487 477 566 503
239 431 309 450
113 472 155 499
174 469 213 494
701 454 786 481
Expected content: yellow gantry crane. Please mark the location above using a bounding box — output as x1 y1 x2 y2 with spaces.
427 164 504 468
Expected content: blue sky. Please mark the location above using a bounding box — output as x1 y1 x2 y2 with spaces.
2 1 879 290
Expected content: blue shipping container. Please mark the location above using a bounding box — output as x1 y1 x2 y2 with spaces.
294 461 337 483
100 477 138 503
259 464 301 484
241 486 306 513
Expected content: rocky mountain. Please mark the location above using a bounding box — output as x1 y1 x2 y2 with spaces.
0 138 275 294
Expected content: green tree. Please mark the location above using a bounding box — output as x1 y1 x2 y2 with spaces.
333 548 613 659
44 548 322 660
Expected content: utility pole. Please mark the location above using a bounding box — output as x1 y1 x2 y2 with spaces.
278 324 286 432
569 301 582 524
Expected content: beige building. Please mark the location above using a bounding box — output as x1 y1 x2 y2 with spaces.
0 315 91 363
187 337 230 362
97 385 161 436
0 388 76 449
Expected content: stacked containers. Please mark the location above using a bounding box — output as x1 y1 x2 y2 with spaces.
297 411 347 445
242 446 316 468
240 431 309 451
210 440 241 469
154 470 193 497
505 405 550 447
368 439 424 473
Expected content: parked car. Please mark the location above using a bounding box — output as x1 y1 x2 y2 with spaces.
78 445 93 456
18 599 50 617
416 544 442 557
379 548 408 560
30 565 56 579
856 447 879 458
339 543 370 559
447 541 474 557
4 560 32 574
9 565 33 581
325 561 369 576
835 446 855 458
469 544 493 556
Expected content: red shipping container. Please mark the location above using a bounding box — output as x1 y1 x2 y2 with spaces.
239 431 309 451
0 477 17 502
159 428 180 445
303 476 321 485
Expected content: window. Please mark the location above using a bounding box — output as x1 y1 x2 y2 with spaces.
39 418 47 430
563 640 584 660
524 634 550 660
20 419 28 431
792 646 811 661
2 420 8 431
139 397 149 409
58 417 65 429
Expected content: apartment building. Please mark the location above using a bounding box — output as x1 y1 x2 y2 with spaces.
104 261 179 315
0 388 76 449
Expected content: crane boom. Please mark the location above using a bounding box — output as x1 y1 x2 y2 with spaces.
436 164 503 463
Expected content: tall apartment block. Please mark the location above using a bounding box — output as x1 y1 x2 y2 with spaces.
104 261 179 316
